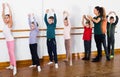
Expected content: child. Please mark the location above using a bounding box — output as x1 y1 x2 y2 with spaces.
2 3 17 75
107 11 119 59
44 9 58 68
28 13 41 72
82 15 92 60
63 11 72 66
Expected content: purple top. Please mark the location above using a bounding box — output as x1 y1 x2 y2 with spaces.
28 16 39 44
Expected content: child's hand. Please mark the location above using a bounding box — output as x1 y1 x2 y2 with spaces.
63 11 69 16
87 15 92 20
46 9 49 13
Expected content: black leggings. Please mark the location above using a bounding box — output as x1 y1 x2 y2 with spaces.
47 38 58 63
94 34 109 58
107 35 115 55
29 43 40 66
84 40 91 58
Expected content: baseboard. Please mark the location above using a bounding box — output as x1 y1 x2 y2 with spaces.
0 48 120 69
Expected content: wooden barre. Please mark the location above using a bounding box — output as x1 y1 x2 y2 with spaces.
0 27 84 32
0 33 84 40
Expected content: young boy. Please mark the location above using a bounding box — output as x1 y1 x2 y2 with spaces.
107 11 119 59
44 9 58 68
82 15 92 60
28 13 41 72
63 11 72 66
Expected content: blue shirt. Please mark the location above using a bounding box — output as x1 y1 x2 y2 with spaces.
28 17 39 44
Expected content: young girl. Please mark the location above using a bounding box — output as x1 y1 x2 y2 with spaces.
88 6 110 62
82 15 92 60
2 3 17 75
63 11 72 66
28 13 41 72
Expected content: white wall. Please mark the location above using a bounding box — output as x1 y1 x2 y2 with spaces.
0 0 120 62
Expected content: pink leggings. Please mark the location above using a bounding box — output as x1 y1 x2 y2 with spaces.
6 40 16 66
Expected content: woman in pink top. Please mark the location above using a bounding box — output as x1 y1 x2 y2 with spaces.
63 11 72 66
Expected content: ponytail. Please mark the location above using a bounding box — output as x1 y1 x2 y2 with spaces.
95 6 106 20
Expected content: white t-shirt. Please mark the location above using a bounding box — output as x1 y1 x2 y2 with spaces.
3 24 14 41
63 16 71 40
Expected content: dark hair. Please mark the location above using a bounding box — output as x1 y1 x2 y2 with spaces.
95 6 103 16
86 20 90 25
48 16 54 20
31 22 39 27
95 6 106 21
110 16 114 20
31 22 35 24
64 17 68 21
5 14 10 17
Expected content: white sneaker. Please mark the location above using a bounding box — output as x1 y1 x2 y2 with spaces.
6 65 13 70
47 62 53 65
55 63 58 69
37 66 41 72
29 65 36 68
13 66 17 76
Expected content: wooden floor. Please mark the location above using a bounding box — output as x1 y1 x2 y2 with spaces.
0 54 120 77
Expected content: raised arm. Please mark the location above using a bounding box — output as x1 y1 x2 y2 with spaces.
106 11 113 21
82 15 85 26
87 15 101 23
32 14 38 29
28 14 31 26
7 3 13 27
113 12 119 25
63 11 69 18
44 9 49 25
89 19 93 28
52 9 57 25
2 3 5 23
63 11 71 26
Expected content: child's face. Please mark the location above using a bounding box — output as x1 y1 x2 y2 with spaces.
64 20 69 26
110 19 114 24
4 16 10 24
48 19 54 24
31 24 35 30
85 22 90 28
86 23 90 28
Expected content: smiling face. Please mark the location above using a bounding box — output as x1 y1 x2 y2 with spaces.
4 15 10 24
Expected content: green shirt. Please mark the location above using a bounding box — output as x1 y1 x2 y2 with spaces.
107 16 119 37
93 16 102 35
44 14 57 39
